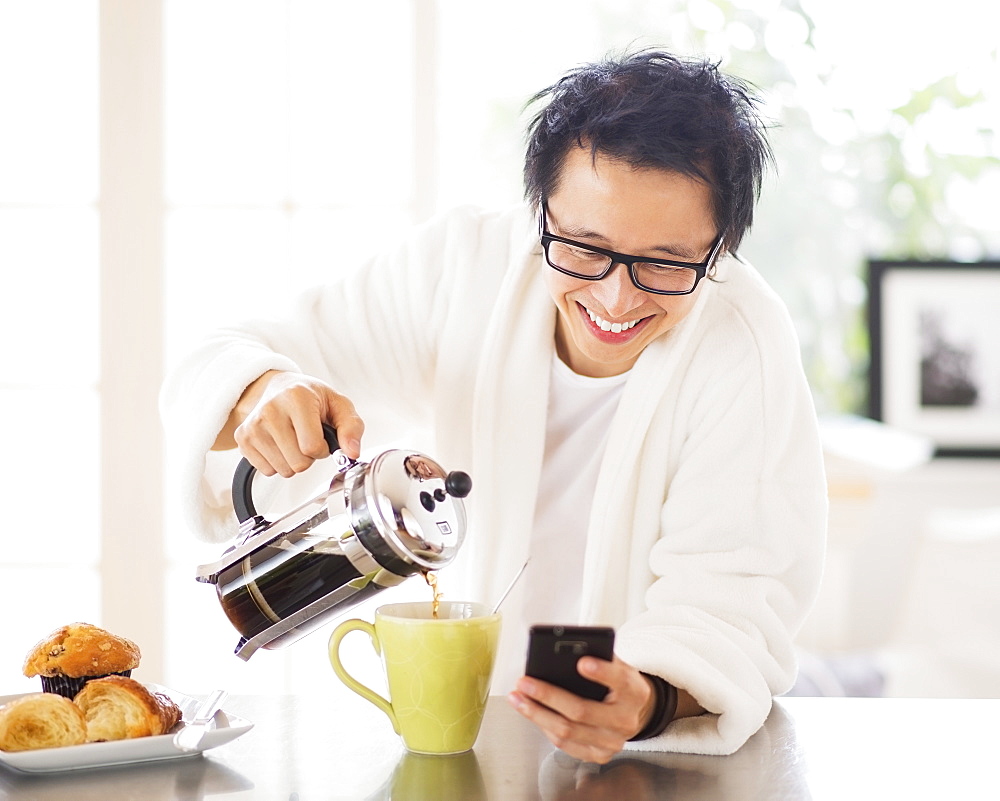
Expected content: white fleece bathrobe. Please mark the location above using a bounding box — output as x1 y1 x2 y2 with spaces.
160 204 828 756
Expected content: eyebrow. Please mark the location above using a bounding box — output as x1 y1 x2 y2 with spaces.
554 221 703 262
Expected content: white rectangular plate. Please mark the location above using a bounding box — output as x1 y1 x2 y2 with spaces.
0 683 252 774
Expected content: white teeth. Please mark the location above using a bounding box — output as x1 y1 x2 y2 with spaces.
586 308 639 333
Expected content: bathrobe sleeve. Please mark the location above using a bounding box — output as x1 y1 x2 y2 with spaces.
159 205 521 542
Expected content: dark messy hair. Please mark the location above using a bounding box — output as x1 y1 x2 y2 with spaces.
523 49 773 252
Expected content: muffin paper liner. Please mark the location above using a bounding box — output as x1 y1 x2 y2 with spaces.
40 670 134 699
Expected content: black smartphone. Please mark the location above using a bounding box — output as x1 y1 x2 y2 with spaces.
525 624 616 701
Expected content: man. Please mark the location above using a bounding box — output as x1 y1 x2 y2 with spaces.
161 50 827 761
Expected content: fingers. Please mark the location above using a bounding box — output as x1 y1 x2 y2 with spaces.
321 399 365 460
507 656 655 765
507 689 623 765
233 373 365 475
286 391 364 462
235 417 302 477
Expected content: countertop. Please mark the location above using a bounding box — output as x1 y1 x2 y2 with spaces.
1 692 998 799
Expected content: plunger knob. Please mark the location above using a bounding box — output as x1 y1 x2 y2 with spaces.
445 471 472 498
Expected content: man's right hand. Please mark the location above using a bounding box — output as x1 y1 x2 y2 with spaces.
213 370 365 477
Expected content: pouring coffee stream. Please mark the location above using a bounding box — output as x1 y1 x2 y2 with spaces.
195 424 472 659
420 558 525 621
423 570 443 619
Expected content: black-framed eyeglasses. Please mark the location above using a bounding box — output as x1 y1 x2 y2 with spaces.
539 203 724 296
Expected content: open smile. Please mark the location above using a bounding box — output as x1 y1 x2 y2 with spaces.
577 303 651 343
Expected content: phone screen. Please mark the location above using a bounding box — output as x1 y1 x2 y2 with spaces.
525 625 615 701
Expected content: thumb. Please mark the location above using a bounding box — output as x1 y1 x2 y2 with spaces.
320 388 365 460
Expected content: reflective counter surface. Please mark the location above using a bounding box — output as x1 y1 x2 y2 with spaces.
1 692 997 800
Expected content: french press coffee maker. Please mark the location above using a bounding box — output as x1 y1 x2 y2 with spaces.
195 425 472 660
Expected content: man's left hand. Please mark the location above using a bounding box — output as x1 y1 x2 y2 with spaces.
507 656 656 765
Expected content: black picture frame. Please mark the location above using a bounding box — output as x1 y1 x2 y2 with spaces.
868 259 1000 457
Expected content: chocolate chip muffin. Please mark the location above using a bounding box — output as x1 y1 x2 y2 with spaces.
22 623 141 699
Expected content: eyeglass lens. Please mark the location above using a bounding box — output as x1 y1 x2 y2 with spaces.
545 240 699 293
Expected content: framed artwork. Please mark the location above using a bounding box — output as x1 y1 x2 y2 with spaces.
868 259 1000 457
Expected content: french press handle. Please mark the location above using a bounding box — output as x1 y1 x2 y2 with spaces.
231 423 341 523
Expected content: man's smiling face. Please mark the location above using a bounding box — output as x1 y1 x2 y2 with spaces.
543 145 721 378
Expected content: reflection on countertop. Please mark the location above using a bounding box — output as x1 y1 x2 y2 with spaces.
0 752 254 800
534 704 806 801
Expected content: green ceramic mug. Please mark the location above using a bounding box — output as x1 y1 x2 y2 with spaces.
329 601 501 755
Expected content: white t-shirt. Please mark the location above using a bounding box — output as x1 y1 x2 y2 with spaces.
517 353 628 627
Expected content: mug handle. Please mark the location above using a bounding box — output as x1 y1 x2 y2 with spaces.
328 619 400 734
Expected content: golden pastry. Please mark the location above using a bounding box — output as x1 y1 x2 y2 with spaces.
74 675 181 742
0 693 87 752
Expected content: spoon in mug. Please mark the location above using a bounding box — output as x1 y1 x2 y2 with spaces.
492 559 529 614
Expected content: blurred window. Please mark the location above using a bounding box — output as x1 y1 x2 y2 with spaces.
0 1 100 688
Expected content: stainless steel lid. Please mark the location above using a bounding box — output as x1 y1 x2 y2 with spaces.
345 449 470 574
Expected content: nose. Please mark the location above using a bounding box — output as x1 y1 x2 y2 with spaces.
590 262 645 316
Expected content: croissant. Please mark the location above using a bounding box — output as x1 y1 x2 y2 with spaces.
74 676 182 742
0 693 88 751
